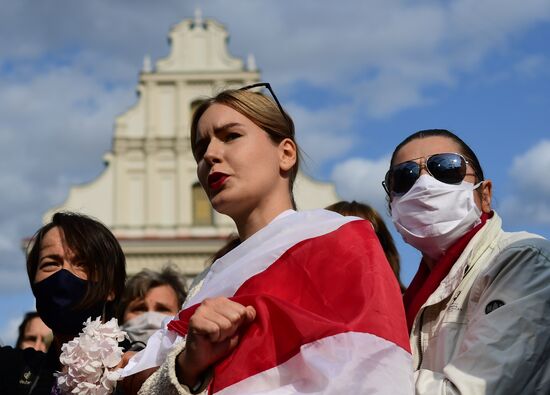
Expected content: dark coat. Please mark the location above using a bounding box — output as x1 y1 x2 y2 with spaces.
0 345 59 395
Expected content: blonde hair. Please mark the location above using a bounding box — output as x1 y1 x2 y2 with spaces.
190 88 299 207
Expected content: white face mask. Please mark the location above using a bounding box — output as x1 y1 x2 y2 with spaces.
391 174 483 261
121 311 171 345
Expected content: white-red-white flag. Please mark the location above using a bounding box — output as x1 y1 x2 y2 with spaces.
168 209 413 394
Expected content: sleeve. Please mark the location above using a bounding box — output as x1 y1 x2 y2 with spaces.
138 340 211 395
415 238 550 394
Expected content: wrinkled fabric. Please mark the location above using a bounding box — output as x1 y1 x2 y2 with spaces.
410 212 550 394
132 209 412 394
403 212 489 332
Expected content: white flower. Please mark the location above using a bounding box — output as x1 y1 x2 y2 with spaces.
57 317 127 395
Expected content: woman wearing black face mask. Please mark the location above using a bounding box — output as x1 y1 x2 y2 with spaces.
0 211 126 394
385 129 550 394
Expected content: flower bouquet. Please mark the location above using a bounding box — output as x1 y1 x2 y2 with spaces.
56 317 127 395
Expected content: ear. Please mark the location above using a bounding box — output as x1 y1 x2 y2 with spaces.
480 179 493 213
278 138 297 172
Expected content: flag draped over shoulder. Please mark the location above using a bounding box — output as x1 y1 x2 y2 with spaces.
168 209 413 395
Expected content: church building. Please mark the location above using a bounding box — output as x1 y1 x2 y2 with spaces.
44 11 340 282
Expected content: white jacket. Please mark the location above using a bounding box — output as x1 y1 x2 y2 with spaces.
411 212 550 394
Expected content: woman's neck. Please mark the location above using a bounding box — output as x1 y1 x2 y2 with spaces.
235 198 293 241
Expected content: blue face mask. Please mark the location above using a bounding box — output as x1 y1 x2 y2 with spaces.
31 269 104 336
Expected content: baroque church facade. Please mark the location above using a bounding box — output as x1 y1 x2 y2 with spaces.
44 12 339 282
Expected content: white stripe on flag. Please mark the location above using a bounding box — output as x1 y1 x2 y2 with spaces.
121 209 369 378
216 331 414 395
183 209 359 308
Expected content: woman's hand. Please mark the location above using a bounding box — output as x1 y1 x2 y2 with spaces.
176 297 256 388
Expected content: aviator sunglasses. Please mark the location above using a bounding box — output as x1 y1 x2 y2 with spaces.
382 152 479 196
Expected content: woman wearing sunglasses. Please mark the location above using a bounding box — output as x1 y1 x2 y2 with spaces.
384 129 550 394
121 85 413 394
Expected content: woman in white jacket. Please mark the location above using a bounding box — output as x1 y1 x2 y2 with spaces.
384 129 550 394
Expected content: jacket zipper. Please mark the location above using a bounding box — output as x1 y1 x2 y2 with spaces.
416 309 425 370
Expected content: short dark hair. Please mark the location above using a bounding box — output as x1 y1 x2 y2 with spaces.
386 129 486 213
26 212 126 320
326 201 405 292
15 311 41 349
118 265 188 322
389 129 484 181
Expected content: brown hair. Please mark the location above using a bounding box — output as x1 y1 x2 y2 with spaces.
326 201 405 292
15 312 43 349
26 211 126 320
190 88 300 208
389 129 484 180
118 264 188 322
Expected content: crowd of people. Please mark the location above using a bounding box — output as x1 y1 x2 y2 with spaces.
1 83 549 394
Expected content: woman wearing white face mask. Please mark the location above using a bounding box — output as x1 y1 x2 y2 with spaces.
118 266 187 348
384 129 550 394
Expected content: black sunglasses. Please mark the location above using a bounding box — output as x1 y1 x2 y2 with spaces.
239 82 290 123
383 152 479 196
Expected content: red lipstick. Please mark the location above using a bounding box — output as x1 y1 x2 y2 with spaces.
208 172 229 191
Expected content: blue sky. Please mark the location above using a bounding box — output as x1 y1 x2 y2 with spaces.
0 0 549 345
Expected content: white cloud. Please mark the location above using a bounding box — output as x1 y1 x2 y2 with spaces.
330 155 391 215
219 0 550 116
0 267 30 293
1 0 548 120
500 196 550 225
0 0 548 291
0 298 37 347
509 140 550 195
289 104 355 169
0 62 135 292
0 316 22 347
0 235 11 253
499 140 550 225
514 55 549 78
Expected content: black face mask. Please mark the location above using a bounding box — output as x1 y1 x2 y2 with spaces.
31 269 104 336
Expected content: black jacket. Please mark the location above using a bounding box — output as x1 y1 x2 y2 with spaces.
0 345 59 395
0 339 135 394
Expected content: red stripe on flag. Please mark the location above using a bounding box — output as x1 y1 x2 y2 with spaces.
169 220 409 393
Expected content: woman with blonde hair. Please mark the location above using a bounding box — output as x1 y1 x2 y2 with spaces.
122 84 413 394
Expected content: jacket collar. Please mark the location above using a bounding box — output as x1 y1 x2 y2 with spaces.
422 211 502 308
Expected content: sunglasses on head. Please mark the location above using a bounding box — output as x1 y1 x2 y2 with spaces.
383 152 479 196
239 82 290 123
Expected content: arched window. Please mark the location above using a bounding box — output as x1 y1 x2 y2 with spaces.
192 182 212 226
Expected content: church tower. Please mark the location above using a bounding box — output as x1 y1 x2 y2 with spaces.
45 11 339 280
